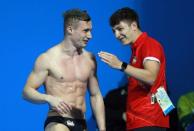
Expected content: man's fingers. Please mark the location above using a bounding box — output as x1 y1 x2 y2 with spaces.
60 102 72 112
56 106 65 114
101 58 112 66
52 107 62 115
58 106 67 114
98 51 113 56
100 56 110 62
99 54 112 61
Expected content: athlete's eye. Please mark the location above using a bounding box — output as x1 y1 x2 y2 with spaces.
83 29 90 32
118 28 123 31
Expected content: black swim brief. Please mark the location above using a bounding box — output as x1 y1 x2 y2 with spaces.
44 116 87 131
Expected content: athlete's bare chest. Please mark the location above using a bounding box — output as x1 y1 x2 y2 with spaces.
48 55 92 82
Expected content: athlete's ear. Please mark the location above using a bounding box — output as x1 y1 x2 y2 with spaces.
66 26 73 35
131 21 138 31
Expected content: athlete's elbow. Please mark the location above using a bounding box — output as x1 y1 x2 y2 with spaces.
22 90 27 100
148 80 155 86
147 77 157 86
22 87 29 100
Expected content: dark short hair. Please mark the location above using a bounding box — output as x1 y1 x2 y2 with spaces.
109 7 140 28
63 9 91 30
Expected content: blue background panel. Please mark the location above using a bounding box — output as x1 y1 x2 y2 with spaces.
0 0 194 131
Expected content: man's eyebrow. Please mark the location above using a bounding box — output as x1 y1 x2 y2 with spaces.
113 25 120 29
112 26 120 31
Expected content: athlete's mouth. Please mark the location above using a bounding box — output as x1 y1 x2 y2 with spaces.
118 37 125 41
83 40 88 44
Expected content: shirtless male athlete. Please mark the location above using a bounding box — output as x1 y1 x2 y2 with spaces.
22 9 106 131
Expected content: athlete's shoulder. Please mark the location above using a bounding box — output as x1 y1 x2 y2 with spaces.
82 49 95 59
34 52 49 70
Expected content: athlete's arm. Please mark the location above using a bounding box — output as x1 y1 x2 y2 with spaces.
22 53 71 114
88 54 106 131
22 53 50 103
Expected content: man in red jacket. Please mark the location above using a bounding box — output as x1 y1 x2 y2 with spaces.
99 7 169 131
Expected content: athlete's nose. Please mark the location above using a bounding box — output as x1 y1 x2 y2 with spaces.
115 30 120 39
87 31 92 39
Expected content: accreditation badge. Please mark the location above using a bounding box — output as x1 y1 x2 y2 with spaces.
155 86 175 115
